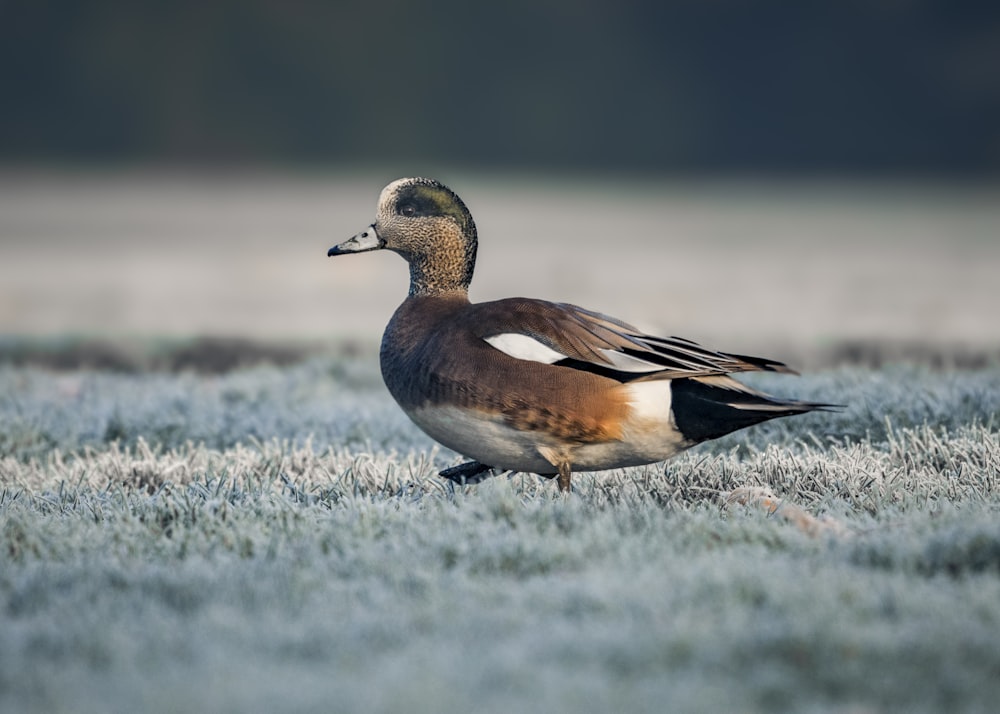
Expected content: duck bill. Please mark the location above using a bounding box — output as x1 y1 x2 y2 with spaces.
328 224 384 256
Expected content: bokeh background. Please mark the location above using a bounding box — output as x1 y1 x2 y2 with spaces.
2 0 998 365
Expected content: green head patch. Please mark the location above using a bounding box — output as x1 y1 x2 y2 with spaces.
393 179 477 241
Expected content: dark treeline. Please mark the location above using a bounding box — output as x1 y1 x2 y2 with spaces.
1 0 997 173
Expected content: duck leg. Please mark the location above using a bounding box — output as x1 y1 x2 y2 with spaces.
557 462 572 493
537 445 575 493
439 460 497 485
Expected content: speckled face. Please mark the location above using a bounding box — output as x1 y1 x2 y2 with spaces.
375 178 476 248
373 178 479 295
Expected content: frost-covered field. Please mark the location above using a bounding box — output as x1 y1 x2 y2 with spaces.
2 356 999 714
1 173 998 711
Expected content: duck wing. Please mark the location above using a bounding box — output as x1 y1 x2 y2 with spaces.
468 298 796 382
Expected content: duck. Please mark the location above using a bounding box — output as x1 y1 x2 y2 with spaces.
328 177 832 491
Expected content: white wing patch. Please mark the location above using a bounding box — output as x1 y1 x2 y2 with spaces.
485 333 669 372
484 333 566 364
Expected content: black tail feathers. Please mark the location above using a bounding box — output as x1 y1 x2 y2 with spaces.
671 376 838 444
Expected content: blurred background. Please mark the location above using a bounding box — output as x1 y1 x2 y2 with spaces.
1 0 998 367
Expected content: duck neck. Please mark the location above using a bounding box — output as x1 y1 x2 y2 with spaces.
405 241 476 298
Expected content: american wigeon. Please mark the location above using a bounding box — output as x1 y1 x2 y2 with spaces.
328 178 833 491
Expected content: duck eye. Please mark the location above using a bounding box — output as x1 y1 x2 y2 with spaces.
399 203 416 217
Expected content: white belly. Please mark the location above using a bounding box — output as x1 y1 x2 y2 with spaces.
405 379 691 474
406 404 558 473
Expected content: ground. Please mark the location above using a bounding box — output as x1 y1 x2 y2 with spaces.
1 174 998 712
1 356 998 714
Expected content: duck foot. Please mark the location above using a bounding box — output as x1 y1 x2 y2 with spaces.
439 460 499 485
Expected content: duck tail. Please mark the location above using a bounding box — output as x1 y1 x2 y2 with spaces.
671 375 838 444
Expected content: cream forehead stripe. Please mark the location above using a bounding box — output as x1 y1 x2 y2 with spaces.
379 179 410 207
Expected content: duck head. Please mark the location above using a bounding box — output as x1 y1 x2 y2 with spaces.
329 177 478 297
